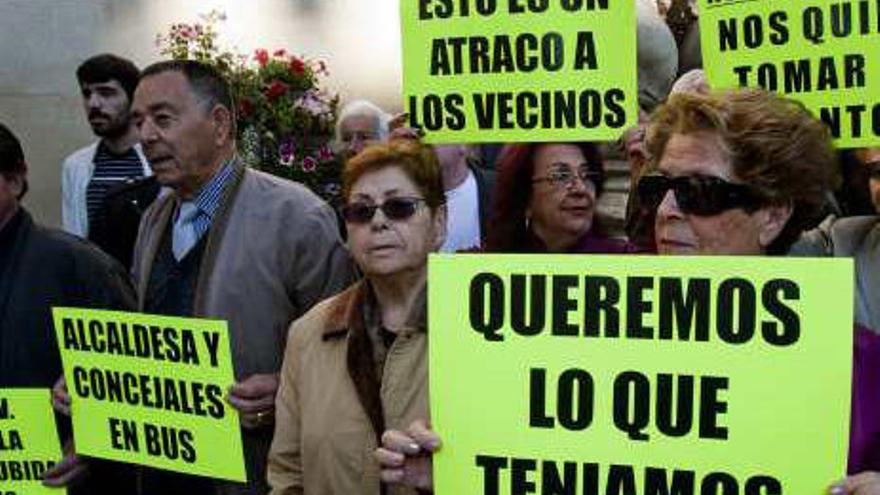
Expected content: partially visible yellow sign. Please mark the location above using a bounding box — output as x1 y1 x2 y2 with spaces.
0 389 65 495
429 254 853 494
699 0 880 148
51 308 245 482
400 0 638 143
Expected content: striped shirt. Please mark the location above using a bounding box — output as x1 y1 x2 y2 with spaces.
86 142 145 230
175 159 237 242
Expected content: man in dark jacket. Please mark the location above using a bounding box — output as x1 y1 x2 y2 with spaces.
0 122 136 493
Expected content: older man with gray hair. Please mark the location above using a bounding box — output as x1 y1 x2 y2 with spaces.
127 60 354 494
335 99 391 159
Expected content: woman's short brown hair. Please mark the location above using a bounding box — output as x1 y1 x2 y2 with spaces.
646 88 840 254
342 139 445 210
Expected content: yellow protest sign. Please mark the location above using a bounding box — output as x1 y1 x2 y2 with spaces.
51 308 245 482
0 389 64 495
429 255 853 494
698 0 880 148
400 0 638 143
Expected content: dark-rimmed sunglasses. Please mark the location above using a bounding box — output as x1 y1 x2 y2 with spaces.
341 197 426 224
637 174 764 216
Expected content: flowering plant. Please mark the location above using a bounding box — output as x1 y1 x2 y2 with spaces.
156 11 342 205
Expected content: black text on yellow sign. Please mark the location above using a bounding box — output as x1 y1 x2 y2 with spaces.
52 308 246 482
700 0 880 147
401 0 637 142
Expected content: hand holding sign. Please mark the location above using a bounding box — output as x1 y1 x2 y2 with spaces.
227 373 279 429
831 473 880 495
376 420 440 491
42 438 89 488
52 375 71 416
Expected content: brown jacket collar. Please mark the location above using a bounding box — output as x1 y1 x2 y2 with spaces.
322 279 427 340
321 278 427 452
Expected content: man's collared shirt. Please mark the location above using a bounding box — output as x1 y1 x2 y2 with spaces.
175 158 237 243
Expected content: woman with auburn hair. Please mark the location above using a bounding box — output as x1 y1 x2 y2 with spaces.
637 88 880 494
485 141 635 253
267 139 445 494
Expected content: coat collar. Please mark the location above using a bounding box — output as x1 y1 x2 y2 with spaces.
325 277 427 458
322 279 428 340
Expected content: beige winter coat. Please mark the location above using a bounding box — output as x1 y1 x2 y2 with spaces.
268 280 429 495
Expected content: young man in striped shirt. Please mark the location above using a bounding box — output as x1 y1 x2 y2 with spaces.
61 54 152 242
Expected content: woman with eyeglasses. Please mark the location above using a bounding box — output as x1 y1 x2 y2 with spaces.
374 89 880 495
267 139 445 494
484 142 636 253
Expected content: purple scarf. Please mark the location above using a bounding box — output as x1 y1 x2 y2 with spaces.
850 325 880 473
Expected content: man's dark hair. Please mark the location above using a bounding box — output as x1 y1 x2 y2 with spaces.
76 54 141 101
141 60 235 125
0 123 28 199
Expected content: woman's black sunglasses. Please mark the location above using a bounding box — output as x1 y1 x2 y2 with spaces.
637 174 765 216
341 197 426 224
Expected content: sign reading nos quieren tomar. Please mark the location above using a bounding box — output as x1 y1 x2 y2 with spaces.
699 0 880 148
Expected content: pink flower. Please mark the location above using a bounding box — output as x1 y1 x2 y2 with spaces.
254 49 269 67
317 145 334 162
295 91 330 116
301 156 317 172
279 150 295 167
273 49 286 57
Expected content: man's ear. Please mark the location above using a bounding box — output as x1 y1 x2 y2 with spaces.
757 202 793 248
211 104 234 146
4 172 25 200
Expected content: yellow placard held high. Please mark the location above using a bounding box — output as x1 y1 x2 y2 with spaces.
0 389 65 495
51 308 245 482
429 254 853 494
401 0 638 143
699 0 880 148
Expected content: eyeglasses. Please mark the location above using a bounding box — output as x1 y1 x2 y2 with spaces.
637 174 765 216
532 165 602 190
341 197 426 224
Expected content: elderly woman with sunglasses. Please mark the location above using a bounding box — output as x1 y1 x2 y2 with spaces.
375 89 880 494
485 142 635 253
639 89 880 495
267 139 445 494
